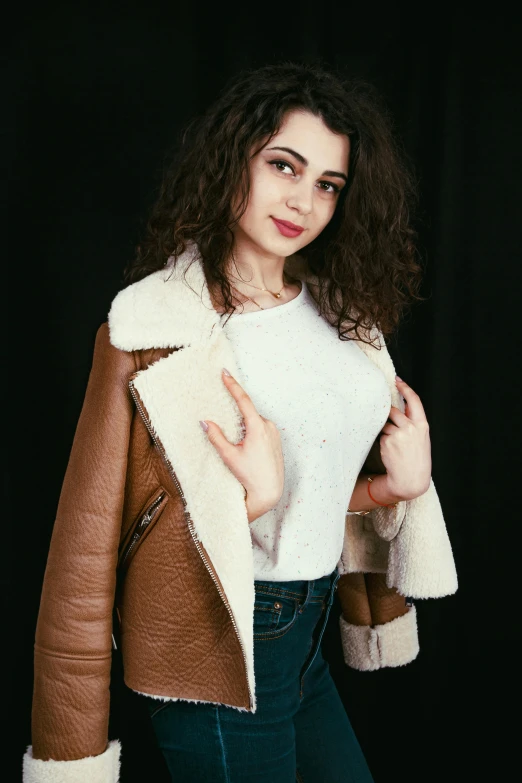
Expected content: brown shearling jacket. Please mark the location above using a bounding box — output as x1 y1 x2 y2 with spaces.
23 246 458 781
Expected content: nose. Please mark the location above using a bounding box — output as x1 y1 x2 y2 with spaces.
286 179 313 216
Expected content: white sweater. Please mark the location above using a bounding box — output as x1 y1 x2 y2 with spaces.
221 279 392 581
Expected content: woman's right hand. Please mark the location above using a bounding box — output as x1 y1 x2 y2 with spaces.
200 369 285 522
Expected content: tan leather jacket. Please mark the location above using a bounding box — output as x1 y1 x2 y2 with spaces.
23 245 458 781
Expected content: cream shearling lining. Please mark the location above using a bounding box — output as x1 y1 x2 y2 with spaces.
339 605 420 671
23 739 121 783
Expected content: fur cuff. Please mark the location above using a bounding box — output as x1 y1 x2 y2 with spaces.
22 739 121 783
339 605 419 671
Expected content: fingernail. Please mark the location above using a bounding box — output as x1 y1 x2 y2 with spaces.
395 375 402 382
199 420 209 431
222 367 231 376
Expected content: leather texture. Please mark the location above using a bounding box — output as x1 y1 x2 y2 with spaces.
31 324 135 762
30 325 250 765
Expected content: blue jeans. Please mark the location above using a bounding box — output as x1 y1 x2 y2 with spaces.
140 567 374 782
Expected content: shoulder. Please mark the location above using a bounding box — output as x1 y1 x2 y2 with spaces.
91 320 138 378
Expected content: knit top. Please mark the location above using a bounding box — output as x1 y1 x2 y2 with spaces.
221 278 391 581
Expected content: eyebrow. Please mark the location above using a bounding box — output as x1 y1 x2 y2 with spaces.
265 146 348 182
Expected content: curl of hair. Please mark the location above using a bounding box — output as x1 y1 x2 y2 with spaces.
123 61 425 345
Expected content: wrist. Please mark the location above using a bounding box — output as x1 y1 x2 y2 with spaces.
370 474 404 505
347 472 404 514
244 487 270 524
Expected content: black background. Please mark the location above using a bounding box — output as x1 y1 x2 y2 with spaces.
8 3 521 781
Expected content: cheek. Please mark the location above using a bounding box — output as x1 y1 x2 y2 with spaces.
241 172 281 225
309 199 337 237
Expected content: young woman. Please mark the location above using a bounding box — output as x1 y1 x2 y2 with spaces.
24 62 457 782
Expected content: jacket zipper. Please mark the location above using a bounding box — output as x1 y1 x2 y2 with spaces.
127 377 254 711
119 491 166 571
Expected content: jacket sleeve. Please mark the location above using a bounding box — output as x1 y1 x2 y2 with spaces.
337 416 419 671
337 572 419 671
23 322 136 782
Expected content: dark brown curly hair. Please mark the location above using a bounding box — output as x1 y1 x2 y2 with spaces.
123 60 425 344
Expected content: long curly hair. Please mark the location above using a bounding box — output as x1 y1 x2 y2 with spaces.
123 61 425 344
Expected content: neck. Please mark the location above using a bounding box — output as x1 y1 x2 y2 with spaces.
225 234 288 293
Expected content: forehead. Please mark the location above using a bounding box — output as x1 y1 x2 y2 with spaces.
262 109 350 170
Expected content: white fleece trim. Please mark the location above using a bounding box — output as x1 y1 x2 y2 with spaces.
23 739 121 783
337 514 390 574
386 478 459 598
339 605 419 671
130 334 257 713
108 241 222 353
132 687 252 713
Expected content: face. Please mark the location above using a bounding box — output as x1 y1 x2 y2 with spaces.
231 109 350 259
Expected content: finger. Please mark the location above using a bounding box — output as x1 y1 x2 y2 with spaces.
395 378 428 424
386 405 409 426
202 419 238 466
222 369 261 428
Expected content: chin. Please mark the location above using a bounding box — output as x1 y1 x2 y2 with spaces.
252 233 306 257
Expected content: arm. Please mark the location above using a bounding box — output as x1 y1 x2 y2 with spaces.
24 323 136 779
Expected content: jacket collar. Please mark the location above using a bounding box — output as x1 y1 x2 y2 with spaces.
107 242 405 711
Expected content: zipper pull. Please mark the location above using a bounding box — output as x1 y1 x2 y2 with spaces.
137 511 151 529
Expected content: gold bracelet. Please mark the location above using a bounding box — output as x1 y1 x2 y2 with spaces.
348 475 371 515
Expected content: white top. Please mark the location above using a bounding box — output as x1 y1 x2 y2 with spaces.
221 279 392 581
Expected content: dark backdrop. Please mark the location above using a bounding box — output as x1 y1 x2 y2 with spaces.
8 3 520 781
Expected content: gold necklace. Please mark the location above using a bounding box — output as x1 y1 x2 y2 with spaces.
232 288 269 311
243 295 265 311
229 275 286 311
237 279 286 298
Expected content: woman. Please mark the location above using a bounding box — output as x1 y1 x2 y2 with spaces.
23 62 458 782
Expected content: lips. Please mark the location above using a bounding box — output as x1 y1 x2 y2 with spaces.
271 217 305 238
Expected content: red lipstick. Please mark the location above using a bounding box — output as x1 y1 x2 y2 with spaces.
271 217 305 238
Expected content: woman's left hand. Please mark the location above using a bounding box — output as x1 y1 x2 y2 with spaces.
379 377 432 501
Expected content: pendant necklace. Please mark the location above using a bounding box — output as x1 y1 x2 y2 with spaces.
229 276 287 311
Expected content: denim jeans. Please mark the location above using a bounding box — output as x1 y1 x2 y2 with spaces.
140 566 374 782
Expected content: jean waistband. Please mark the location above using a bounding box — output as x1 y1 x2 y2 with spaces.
254 566 340 603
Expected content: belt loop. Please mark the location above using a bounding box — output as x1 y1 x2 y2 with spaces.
299 579 315 614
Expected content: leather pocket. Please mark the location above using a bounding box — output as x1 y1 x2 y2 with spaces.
117 486 169 575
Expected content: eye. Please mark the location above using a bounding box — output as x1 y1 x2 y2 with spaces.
268 158 295 175
268 159 341 195
317 181 341 195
